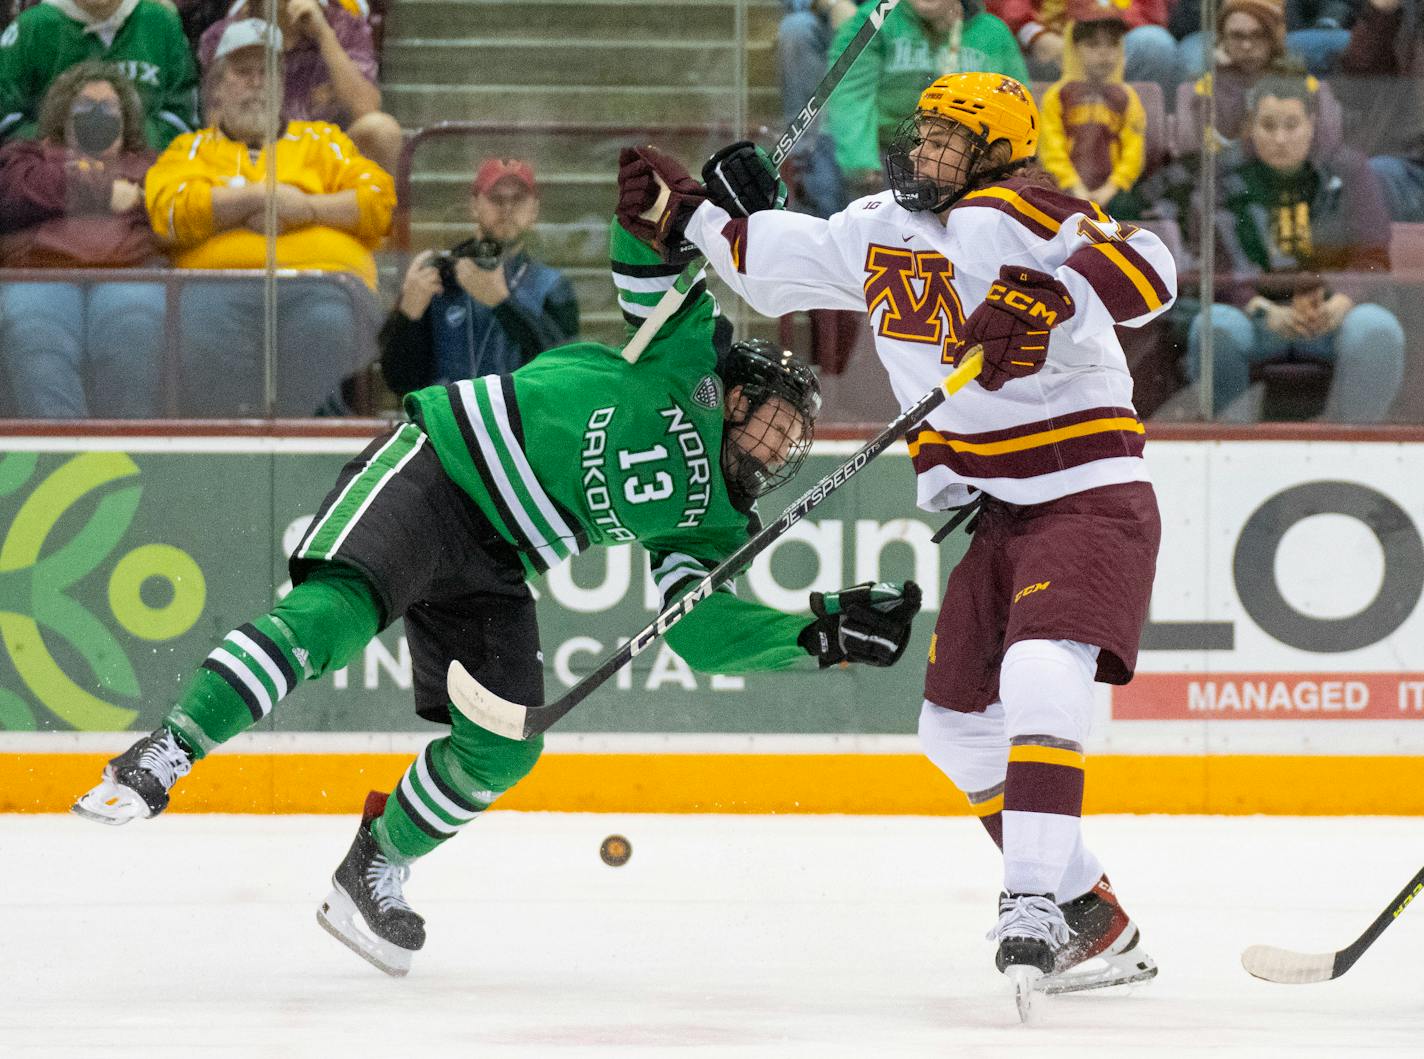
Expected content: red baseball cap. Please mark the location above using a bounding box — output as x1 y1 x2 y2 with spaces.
472 158 537 197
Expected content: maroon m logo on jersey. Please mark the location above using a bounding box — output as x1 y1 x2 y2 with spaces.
862 245 968 358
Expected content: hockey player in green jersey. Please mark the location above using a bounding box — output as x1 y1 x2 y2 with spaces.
72 216 923 977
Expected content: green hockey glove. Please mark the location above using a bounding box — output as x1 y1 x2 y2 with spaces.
797 581 923 668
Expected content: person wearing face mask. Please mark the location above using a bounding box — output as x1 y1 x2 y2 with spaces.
0 60 164 418
0 0 198 150
1185 73 1404 421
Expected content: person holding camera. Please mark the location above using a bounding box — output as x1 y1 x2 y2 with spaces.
379 157 578 396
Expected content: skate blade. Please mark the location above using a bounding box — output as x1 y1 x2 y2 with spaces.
71 778 149 826
1044 942 1160 995
316 884 414 978
1042 956 1159 994
1005 964 1045 1024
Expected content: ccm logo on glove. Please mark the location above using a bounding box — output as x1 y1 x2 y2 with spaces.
984 278 1068 326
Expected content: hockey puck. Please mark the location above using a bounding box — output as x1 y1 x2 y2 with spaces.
600 834 632 867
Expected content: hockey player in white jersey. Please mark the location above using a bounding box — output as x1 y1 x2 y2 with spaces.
617 71 1176 1017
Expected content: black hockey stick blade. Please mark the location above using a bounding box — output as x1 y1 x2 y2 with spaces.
621 0 901 364
448 348 984 740
1241 865 1424 983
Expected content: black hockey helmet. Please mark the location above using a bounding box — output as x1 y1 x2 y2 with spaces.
719 338 821 498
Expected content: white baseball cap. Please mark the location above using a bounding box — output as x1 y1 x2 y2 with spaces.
212 18 283 63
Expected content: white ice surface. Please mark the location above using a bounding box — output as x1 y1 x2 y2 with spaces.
4 813 1421 1058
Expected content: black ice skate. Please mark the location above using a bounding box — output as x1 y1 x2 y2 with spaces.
71 727 193 825
1043 874 1159 994
989 892 1070 1023
317 792 426 977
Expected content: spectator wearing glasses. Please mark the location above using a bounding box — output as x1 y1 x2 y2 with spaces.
146 18 394 415
199 0 401 172
379 157 578 397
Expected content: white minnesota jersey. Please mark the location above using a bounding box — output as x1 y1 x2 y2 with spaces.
684 178 1178 510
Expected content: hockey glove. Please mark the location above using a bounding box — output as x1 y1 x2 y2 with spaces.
798 581 923 669
615 145 707 264
963 265 1076 392
701 141 788 217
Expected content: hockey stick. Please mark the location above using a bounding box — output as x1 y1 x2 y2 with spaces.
1241 865 1424 984
448 346 983 740
620 0 902 364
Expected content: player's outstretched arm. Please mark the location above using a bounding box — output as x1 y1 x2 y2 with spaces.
658 572 923 674
615 144 865 319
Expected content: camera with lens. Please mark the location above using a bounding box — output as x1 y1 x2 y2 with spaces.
434 235 504 292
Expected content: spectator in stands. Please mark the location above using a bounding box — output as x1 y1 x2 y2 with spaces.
1186 74 1403 421
1335 0 1424 221
0 0 198 149
1178 0 1329 147
1173 0 1360 82
1038 0 1148 215
199 0 400 173
828 0 1027 198
776 0 860 217
379 157 578 397
0 61 163 417
145 18 394 416
986 0 1177 86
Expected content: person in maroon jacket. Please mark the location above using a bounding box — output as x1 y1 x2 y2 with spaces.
986 0 1177 84
0 61 165 418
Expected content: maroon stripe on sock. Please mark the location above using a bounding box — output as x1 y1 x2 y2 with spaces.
1004 760 1084 817
978 811 1004 849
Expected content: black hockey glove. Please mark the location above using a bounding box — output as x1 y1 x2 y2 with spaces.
701 141 788 218
797 581 923 669
615 145 707 264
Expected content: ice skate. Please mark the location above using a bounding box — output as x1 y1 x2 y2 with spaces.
1042 874 1158 994
71 727 193 825
989 892 1069 1024
317 792 426 977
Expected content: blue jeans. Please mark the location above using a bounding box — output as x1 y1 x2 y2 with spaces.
178 277 374 417
1123 25 1178 87
777 9 846 217
1368 155 1424 223
0 281 163 418
1187 302 1405 422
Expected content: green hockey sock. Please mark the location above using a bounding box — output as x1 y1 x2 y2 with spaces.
373 712 544 863
165 564 381 757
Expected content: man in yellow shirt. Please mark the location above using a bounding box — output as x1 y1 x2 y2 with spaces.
145 18 395 415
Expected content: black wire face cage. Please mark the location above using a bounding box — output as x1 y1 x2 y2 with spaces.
885 113 991 213
720 342 821 499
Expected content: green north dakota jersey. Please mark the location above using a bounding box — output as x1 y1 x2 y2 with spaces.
405 220 810 674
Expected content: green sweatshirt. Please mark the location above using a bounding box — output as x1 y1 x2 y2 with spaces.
0 0 198 149
827 3 1029 175
404 220 812 675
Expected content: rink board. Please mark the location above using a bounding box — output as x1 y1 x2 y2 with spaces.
1 430 1422 814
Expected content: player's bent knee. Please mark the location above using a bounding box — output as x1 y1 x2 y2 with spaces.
998 638 1098 743
449 712 545 793
917 699 1010 793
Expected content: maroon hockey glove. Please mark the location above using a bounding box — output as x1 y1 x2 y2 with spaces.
615 145 708 264
963 265 1076 392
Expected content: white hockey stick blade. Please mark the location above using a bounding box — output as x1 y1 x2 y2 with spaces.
1240 944 1335 984
446 661 526 741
